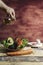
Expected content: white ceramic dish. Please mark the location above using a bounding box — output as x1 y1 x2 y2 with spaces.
28 39 42 48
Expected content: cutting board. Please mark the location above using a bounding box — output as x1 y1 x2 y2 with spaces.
7 47 33 56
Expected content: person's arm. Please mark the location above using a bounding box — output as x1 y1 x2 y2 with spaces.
0 0 8 9
0 0 16 20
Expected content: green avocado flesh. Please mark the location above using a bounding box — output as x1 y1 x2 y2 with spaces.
1 37 28 50
1 37 14 48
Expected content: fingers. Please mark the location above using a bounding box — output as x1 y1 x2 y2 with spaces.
10 9 16 20
6 7 16 20
13 10 16 21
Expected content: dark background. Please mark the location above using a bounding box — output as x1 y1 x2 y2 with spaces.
0 0 43 42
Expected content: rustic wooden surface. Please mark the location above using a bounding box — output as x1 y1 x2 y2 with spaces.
0 44 43 61
0 62 43 65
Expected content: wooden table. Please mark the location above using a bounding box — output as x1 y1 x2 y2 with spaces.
0 44 43 62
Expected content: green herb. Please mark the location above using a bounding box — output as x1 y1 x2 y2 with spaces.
17 39 28 50
1 37 14 48
1 40 9 48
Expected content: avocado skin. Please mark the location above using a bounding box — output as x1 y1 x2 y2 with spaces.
8 41 18 49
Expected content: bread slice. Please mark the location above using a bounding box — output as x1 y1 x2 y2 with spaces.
7 47 33 56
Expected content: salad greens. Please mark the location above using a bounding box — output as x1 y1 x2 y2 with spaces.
1 37 14 48
1 37 28 50
17 39 28 50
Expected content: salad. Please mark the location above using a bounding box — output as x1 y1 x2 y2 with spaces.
1 37 28 50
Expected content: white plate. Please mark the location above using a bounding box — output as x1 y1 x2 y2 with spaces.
28 39 42 48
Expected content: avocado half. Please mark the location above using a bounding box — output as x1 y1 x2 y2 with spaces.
7 37 14 46
1 37 28 50
1 37 14 48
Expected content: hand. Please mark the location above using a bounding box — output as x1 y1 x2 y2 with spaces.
6 7 16 20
